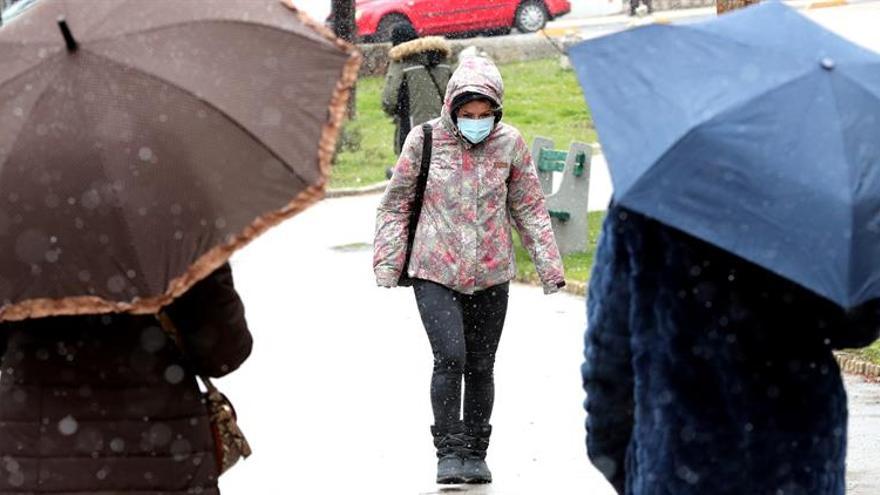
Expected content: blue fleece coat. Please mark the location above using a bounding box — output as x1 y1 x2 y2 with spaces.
583 205 880 495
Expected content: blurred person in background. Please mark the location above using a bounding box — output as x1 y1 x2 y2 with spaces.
382 24 452 156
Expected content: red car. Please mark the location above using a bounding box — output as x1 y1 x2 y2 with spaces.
354 0 572 42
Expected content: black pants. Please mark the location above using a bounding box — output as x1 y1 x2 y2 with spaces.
413 279 509 429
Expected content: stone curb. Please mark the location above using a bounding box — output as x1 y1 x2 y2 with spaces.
834 352 880 381
325 180 389 199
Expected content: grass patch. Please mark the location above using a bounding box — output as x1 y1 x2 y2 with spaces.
499 59 597 147
331 76 395 188
514 211 606 286
330 58 594 189
850 340 880 366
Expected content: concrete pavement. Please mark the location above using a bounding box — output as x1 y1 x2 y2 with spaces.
845 377 880 494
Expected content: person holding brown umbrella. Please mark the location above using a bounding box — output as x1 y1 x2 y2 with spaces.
0 265 253 493
0 0 359 492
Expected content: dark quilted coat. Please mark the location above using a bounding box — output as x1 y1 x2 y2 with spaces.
583 205 880 495
0 263 252 494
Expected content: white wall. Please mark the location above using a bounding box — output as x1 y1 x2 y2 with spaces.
291 0 332 23
567 0 626 18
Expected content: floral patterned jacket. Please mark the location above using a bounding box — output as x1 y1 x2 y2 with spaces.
373 56 564 294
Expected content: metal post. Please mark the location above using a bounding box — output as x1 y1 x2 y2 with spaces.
331 0 357 118
331 0 356 43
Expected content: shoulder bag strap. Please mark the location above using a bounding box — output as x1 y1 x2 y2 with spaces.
402 124 434 273
399 71 409 117
424 66 445 101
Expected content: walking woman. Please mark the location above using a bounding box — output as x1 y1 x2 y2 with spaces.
0 264 252 494
373 56 565 484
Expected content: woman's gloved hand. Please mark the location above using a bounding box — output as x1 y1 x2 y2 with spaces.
544 280 566 295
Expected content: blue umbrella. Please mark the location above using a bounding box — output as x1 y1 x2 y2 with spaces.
569 1 880 308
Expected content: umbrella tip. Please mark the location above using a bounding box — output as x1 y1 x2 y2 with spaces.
820 57 835 71
57 17 78 53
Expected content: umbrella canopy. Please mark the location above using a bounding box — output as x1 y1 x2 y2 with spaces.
0 0 360 321
570 2 880 308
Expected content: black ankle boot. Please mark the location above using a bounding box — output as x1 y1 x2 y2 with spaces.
462 424 492 484
431 423 466 484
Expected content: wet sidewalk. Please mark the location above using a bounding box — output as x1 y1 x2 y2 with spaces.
844 375 880 494
218 192 614 493
215 193 880 494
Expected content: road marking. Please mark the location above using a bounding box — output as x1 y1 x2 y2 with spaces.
809 0 848 7
542 26 582 37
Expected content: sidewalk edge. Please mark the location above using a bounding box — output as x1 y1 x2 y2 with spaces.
834 352 880 381
326 180 389 198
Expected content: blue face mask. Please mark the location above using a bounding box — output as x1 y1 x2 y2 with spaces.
457 117 494 144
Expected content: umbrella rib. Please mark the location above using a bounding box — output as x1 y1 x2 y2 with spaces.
837 68 880 101
78 56 162 294
78 49 308 184
0 39 51 48
831 71 877 301
0 62 65 172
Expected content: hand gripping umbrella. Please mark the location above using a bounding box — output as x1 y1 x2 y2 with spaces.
0 0 360 321
570 2 880 308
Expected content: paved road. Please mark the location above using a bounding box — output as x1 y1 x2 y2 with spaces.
844 376 880 494
216 192 880 494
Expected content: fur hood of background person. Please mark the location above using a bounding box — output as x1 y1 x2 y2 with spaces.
389 36 452 64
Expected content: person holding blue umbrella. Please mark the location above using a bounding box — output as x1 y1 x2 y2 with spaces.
571 3 880 493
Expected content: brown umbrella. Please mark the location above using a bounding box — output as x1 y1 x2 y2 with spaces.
0 0 360 321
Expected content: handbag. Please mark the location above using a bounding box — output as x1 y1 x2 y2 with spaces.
398 123 434 287
157 312 253 475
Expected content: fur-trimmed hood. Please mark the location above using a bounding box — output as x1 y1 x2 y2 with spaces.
389 36 451 62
